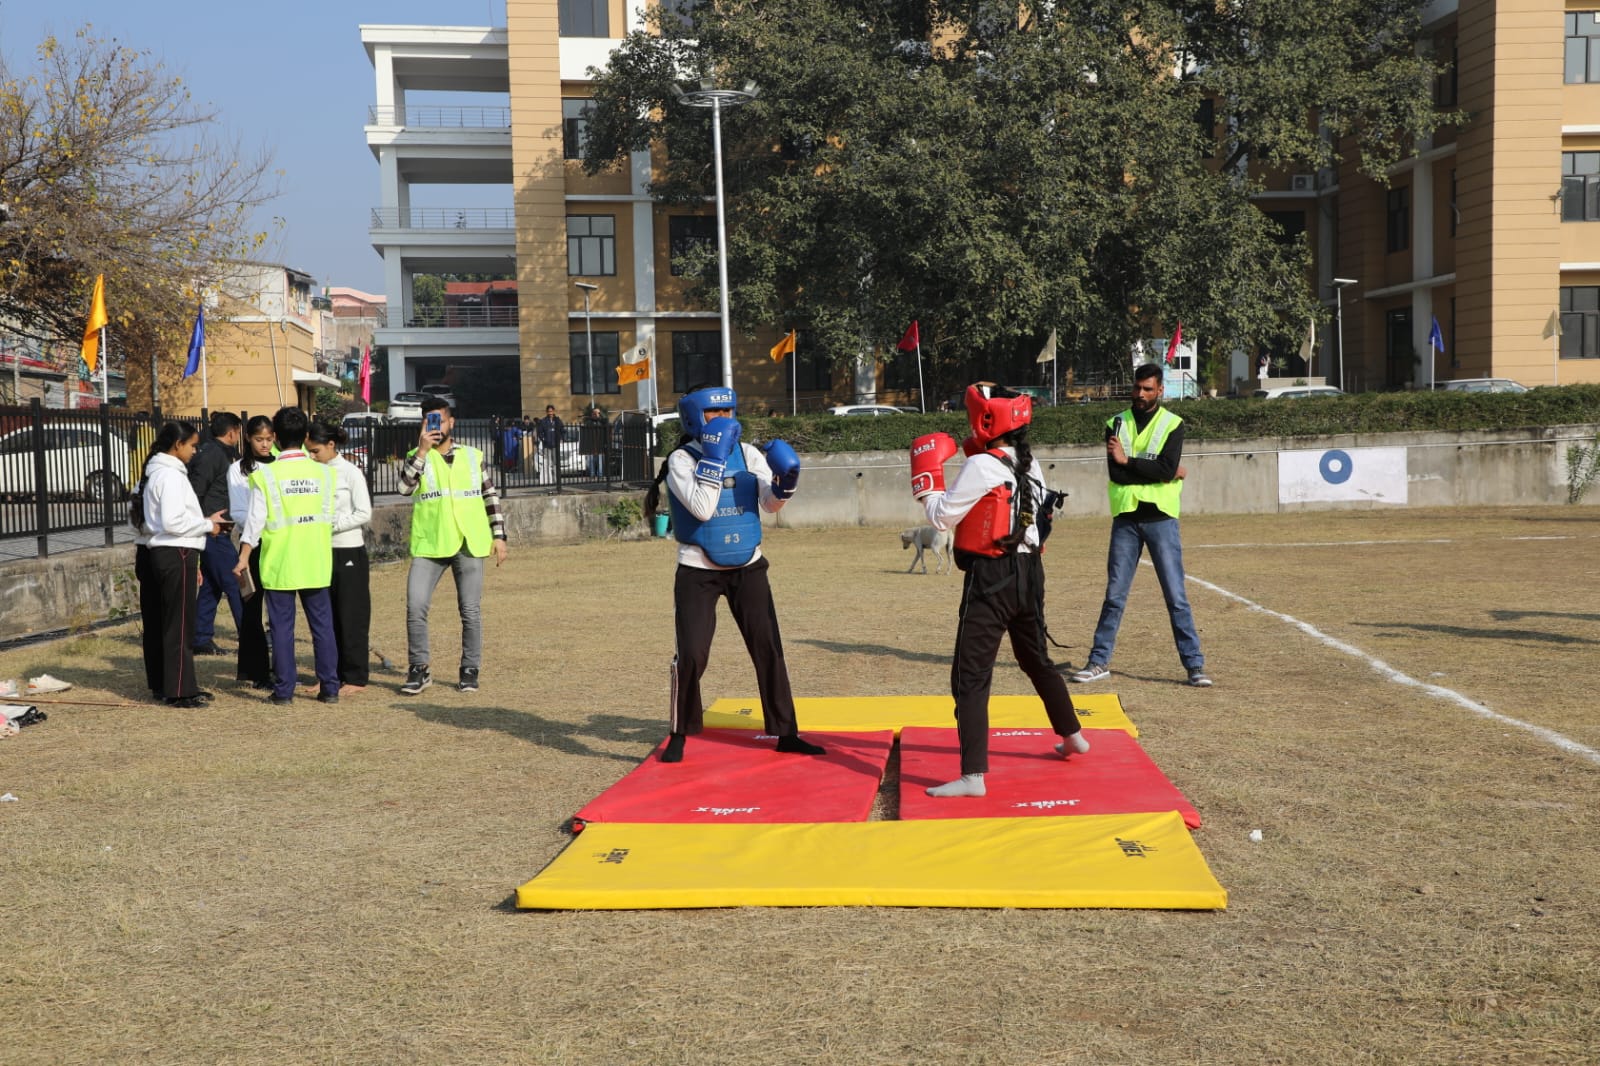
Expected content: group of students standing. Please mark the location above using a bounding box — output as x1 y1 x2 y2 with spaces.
133 407 372 707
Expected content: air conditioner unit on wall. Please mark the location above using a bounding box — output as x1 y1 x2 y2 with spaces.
1290 173 1316 193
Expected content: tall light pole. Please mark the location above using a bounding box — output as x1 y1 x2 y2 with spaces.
672 77 758 390
1331 278 1357 392
575 281 598 408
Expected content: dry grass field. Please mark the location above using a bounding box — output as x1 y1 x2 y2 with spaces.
2 507 1598 1065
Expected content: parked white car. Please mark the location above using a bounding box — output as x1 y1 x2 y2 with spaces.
828 404 907 416
1434 377 1528 394
387 392 425 421
1253 386 1346 400
0 424 132 500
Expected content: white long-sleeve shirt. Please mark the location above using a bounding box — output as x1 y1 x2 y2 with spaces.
326 455 372 549
226 459 256 526
666 441 786 569
237 448 313 549
922 445 1046 553
143 452 212 548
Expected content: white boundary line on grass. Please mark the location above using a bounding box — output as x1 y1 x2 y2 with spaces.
1184 572 1600 767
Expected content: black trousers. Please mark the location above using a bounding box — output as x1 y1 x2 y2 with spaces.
235 546 271 686
950 552 1081 775
330 545 371 685
670 556 798 737
150 545 201 700
135 544 164 695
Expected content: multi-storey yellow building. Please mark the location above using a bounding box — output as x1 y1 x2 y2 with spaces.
364 1 1600 414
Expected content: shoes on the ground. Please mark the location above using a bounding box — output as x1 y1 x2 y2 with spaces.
316 690 340 705
27 674 72 694
0 679 19 698
192 642 225 656
458 668 479 693
1187 670 1214 688
164 695 207 709
400 665 432 696
339 684 367 693
193 690 215 704
1070 663 1110 683
267 694 294 706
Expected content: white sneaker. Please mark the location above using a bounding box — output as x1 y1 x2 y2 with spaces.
0 679 18 698
28 674 72 694
1070 663 1110 683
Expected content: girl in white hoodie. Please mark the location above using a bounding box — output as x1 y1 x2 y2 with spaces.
141 421 226 707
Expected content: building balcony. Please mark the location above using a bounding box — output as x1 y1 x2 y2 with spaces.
403 302 518 329
370 207 515 229
368 105 510 129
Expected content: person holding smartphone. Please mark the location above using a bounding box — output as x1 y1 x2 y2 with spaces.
398 395 508 695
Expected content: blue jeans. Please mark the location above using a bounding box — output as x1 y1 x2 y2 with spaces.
194 531 243 648
1088 515 1204 671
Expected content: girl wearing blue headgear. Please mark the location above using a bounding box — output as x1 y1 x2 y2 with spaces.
643 385 826 763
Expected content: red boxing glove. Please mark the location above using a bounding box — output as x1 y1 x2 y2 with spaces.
910 432 959 499
961 435 986 457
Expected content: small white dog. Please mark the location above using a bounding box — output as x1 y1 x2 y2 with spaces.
900 525 953 575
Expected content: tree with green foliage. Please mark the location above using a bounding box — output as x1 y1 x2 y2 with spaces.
581 0 1454 392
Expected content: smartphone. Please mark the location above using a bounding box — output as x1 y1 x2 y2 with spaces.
425 411 443 434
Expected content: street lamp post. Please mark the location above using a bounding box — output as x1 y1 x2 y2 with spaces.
575 281 598 408
1331 278 1357 393
672 78 758 391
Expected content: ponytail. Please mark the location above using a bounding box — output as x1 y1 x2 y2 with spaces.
643 433 694 519
994 426 1036 551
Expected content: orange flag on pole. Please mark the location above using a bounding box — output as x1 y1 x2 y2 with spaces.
81 274 109 372
616 360 650 385
769 330 796 363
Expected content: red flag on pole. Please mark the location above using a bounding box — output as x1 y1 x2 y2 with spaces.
897 320 920 352
1164 322 1183 365
358 345 372 404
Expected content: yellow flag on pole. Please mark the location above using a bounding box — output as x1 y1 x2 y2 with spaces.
770 330 796 363
81 274 109 372
616 360 650 385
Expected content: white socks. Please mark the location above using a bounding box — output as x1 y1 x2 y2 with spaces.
1056 732 1091 758
926 774 986 798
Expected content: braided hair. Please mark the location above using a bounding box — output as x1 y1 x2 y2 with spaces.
643 431 694 519
993 425 1037 551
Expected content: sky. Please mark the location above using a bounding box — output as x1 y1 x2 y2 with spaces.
3 0 510 296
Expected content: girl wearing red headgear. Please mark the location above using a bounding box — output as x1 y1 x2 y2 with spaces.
907 383 1088 797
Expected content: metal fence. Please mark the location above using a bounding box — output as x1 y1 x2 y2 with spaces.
0 401 660 559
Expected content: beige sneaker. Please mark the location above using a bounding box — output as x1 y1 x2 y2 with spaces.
27 674 72 694
0 679 18 698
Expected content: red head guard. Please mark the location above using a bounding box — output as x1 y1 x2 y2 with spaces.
964 383 1033 447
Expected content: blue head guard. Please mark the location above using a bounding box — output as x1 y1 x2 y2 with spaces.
678 386 738 440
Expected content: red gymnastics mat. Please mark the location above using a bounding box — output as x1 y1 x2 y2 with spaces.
897 727 1201 828
571 728 895 832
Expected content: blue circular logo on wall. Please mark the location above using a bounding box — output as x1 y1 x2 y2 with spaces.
1319 449 1353 485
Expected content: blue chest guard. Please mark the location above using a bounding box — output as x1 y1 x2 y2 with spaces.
668 443 763 566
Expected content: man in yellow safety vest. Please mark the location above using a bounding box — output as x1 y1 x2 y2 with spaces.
232 406 342 704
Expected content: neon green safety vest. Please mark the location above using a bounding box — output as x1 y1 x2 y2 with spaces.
408 445 493 558
1106 408 1184 518
249 455 336 590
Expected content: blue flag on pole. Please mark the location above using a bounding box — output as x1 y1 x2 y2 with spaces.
1428 315 1445 354
183 303 204 378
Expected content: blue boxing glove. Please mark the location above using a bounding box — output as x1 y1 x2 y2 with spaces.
764 439 800 499
694 416 741 486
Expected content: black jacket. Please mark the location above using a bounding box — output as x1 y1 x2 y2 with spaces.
187 438 237 519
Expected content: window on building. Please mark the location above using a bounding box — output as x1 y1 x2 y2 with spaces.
1265 210 1306 247
1194 98 1216 158
1560 286 1600 359
1385 307 1413 388
1562 152 1600 222
1386 186 1410 252
1566 12 1600 83
671 331 722 393
567 216 616 276
786 336 832 393
559 0 609 37
880 350 922 393
668 215 718 276
1433 39 1458 107
563 99 593 160
658 0 701 30
1449 169 1458 238
569 331 622 395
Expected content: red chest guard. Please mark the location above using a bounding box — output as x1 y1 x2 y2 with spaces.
954 451 1015 558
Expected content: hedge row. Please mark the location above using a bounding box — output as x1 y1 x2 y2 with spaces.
695 384 1600 455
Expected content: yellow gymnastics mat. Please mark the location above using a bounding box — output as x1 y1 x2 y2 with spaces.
515 812 1225 911
704 692 1138 737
